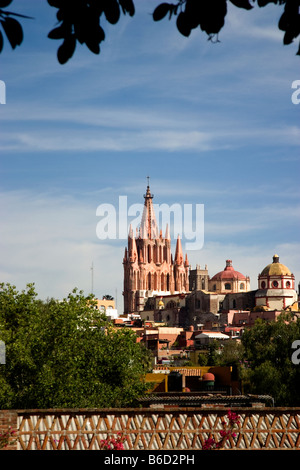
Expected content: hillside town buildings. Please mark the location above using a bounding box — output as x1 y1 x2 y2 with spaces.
120 183 299 346
98 182 299 400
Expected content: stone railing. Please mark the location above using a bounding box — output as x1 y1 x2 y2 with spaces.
1 407 300 450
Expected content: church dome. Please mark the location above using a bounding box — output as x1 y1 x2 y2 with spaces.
260 255 291 277
210 260 246 281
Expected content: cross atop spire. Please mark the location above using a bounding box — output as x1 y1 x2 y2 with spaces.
140 179 158 239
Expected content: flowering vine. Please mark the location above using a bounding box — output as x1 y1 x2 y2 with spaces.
0 427 17 449
203 410 240 450
99 432 126 450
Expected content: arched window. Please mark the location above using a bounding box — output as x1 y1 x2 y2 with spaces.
148 272 152 290
154 272 157 290
240 283 245 290
134 271 137 290
225 283 231 290
153 245 157 263
164 245 167 262
161 273 165 291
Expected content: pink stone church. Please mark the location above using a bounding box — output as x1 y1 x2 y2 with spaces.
123 183 189 314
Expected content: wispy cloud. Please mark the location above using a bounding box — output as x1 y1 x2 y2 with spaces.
0 189 123 301
1 103 299 153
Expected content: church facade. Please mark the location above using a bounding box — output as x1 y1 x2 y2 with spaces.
123 183 189 314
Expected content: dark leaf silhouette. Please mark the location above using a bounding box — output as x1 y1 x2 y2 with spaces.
48 24 68 40
103 0 120 24
0 16 22 48
47 0 62 7
155 0 227 38
0 0 299 62
152 0 299 56
0 0 33 52
176 12 191 37
153 3 171 21
57 34 76 64
278 0 300 48
257 0 277 6
199 0 227 36
45 0 136 63
229 0 253 9
0 0 12 7
85 38 100 54
184 0 202 30
119 0 135 16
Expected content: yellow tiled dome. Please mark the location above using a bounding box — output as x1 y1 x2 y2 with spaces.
260 255 291 276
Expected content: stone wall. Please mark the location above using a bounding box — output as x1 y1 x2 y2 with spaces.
1 407 299 450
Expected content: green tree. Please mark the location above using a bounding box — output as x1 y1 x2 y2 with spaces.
197 352 208 366
0 283 151 409
241 315 300 406
207 340 219 365
218 339 244 367
0 0 299 63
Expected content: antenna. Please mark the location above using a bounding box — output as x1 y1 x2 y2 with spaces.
91 262 94 295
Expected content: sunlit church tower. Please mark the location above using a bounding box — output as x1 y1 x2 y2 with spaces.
123 182 189 314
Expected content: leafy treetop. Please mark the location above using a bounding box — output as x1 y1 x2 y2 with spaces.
0 0 299 64
0 282 151 409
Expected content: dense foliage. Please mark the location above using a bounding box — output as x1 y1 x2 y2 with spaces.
200 314 300 406
240 315 300 406
0 0 299 63
1 281 300 408
0 283 151 409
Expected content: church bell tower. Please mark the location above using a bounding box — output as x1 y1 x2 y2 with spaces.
123 181 189 314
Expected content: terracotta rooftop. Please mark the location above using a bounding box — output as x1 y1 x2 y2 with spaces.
154 367 204 376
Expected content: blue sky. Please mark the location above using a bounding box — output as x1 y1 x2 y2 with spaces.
0 1 299 312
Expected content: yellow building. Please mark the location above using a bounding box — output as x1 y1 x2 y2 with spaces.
95 298 116 315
